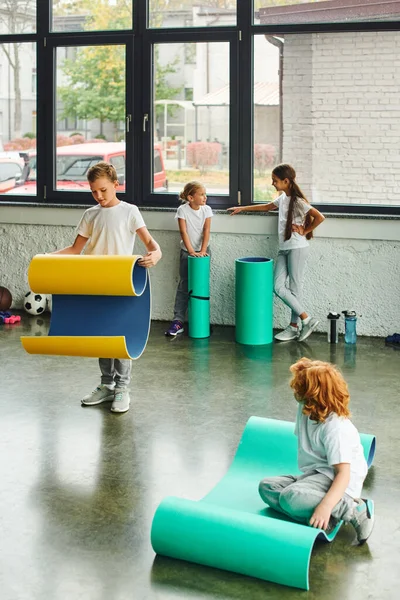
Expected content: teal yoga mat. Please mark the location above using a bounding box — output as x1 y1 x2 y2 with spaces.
151 417 376 590
188 255 210 339
235 257 273 345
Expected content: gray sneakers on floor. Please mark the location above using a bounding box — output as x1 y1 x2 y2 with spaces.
350 498 375 545
274 325 299 341
111 388 130 413
81 384 115 406
298 317 319 342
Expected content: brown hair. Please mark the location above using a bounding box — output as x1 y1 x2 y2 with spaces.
87 161 118 184
290 358 351 422
179 181 204 203
272 164 313 242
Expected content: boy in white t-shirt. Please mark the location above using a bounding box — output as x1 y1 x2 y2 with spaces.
165 181 212 336
52 161 162 413
259 358 375 546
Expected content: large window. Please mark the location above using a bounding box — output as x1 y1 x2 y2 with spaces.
253 31 400 207
153 41 230 195
52 0 132 32
0 0 36 34
0 42 36 197
148 1 236 28
55 44 126 192
1 1 400 213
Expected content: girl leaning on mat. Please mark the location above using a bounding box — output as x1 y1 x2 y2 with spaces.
228 164 325 343
165 181 212 337
259 358 374 545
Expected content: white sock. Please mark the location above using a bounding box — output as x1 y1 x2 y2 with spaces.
302 316 311 325
103 383 115 390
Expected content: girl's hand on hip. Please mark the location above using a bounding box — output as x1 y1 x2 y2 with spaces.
138 250 162 268
227 206 243 215
309 503 332 531
292 224 305 235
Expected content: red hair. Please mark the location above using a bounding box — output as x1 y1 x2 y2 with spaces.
290 358 350 422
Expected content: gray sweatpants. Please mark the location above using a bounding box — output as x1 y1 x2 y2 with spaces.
99 358 131 389
259 471 354 524
173 248 211 323
274 247 309 325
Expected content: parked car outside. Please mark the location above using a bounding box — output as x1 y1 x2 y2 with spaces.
4 142 168 195
0 156 24 193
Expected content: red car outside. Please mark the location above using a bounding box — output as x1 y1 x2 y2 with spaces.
5 142 168 195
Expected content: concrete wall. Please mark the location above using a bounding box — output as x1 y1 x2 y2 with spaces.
1 206 399 338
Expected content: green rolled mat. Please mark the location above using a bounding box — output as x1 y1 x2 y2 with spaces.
188 255 210 339
151 416 376 590
235 257 273 345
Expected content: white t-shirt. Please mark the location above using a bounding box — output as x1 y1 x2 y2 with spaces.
273 192 311 250
175 203 213 252
76 201 146 255
295 402 368 498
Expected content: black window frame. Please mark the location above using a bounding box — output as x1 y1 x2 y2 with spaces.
0 1 398 214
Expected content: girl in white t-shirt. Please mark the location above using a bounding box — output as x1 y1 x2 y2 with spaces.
228 164 325 342
165 181 213 336
259 358 374 545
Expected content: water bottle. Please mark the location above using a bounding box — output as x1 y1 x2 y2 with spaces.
342 310 357 344
327 312 340 344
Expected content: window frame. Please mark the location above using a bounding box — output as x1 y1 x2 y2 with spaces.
140 30 239 209
0 1 398 214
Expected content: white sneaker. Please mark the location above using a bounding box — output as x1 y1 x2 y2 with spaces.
274 325 299 341
111 388 130 413
298 317 319 342
82 384 115 406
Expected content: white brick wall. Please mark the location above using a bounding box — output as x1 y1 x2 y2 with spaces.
282 32 400 206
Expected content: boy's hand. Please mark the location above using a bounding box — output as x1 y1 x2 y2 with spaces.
227 206 243 215
138 249 162 268
309 502 332 530
190 251 208 257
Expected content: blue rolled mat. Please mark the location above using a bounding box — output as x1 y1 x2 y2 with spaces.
151 416 376 590
188 255 210 339
235 257 273 345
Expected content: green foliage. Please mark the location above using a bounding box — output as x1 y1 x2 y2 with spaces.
22 132 36 139
58 44 126 132
58 0 182 131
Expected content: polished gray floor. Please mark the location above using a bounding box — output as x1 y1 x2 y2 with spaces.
1 315 399 600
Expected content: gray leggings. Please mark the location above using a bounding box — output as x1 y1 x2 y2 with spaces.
99 358 131 389
259 471 354 524
274 247 309 325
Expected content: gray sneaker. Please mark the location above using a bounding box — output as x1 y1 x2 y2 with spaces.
274 325 299 341
111 388 130 413
82 385 115 406
298 317 319 342
350 499 375 545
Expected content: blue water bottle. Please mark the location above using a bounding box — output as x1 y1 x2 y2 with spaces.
342 310 357 344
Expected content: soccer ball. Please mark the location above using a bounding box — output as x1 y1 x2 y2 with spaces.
24 291 48 315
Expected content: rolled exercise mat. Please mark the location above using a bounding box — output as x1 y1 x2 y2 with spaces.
21 254 150 359
235 257 273 345
151 416 376 590
188 255 210 339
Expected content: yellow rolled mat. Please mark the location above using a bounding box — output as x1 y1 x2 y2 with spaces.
27 254 144 296
21 254 151 359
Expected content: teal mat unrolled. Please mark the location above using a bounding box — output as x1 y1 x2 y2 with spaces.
151 417 376 590
235 257 273 345
188 255 210 339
